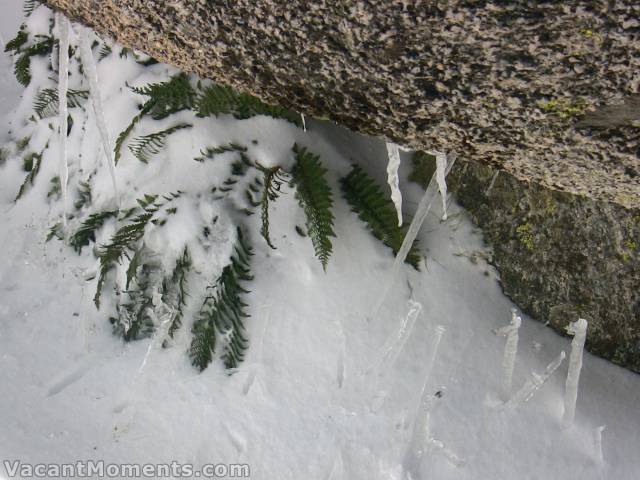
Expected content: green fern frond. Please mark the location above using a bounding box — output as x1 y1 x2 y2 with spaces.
114 107 147 164
163 247 191 343
256 164 288 249
189 228 253 372
128 123 192 163
98 44 112 61
34 88 89 118
130 73 196 120
70 210 118 253
196 83 301 126
194 143 247 162
46 222 64 242
15 151 43 201
5 28 27 53
13 35 54 86
23 0 42 17
74 180 92 210
93 193 180 307
340 165 421 269
290 144 336 270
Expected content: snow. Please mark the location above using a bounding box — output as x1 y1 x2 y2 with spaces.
1 3 640 479
385 142 402 226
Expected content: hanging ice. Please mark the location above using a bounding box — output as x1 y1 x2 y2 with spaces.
435 152 448 220
301 113 307 132
563 318 588 427
78 27 120 206
371 152 457 320
385 142 403 226
503 350 565 409
497 309 521 401
56 13 70 229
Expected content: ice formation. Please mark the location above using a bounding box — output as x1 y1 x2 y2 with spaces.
385 142 403 226
563 318 588 427
78 27 120 206
497 309 521 401
503 351 565 409
435 152 448 220
594 425 606 464
56 13 70 228
371 153 457 320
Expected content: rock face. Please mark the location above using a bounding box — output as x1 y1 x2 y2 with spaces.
447 160 639 372
44 0 639 370
45 0 639 207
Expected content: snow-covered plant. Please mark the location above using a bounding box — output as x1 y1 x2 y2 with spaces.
189 228 254 371
4 27 54 86
290 144 336 270
33 88 89 118
128 123 192 163
340 165 421 268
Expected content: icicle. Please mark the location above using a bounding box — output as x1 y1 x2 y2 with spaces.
56 13 70 229
497 309 521 401
386 142 403 226
594 425 605 464
78 27 120 207
301 113 307 132
435 152 448 220
563 318 588 427
502 351 565 409
370 153 457 320
370 299 422 410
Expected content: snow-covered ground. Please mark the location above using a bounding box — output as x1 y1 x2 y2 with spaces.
0 3 639 480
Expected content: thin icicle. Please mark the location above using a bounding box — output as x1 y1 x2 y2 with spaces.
563 318 588 427
301 113 307 132
370 153 457 320
497 309 521 401
370 299 422 410
386 142 403 226
502 351 565 409
56 13 70 229
435 152 448 220
78 27 120 207
594 425 605 464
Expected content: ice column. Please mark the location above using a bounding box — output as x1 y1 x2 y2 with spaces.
78 27 120 206
386 142 403 226
435 152 448 220
56 13 70 228
563 318 588 427
497 309 521 401
504 351 565 409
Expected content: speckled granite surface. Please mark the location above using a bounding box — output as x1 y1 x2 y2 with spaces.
46 0 639 208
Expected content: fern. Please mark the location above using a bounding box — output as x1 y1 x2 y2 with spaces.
128 123 192 163
162 247 191 343
256 164 288 249
70 210 118 253
196 83 301 126
74 180 92 210
130 73 196 120
4 28 28 53
23 0 42 16
15 151 43 201
34 88 89 118
13 35 54 86
340 165 421 269
93 193 180 307
194 143 247 162
98 44 112 61
189 228 253 371
290 145 336 270
114 108 147 164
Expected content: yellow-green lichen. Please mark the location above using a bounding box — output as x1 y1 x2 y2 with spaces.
516 223 535 251
537 98 587 119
